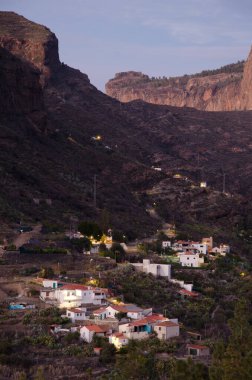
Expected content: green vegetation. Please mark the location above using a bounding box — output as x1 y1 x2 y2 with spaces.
78 221 102 240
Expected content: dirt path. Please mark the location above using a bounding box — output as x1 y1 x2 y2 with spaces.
13 224 42 248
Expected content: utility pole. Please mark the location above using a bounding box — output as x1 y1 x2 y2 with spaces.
93 174 97 208
223 173 226 193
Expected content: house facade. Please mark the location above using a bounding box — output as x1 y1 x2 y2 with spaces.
66 308 88 323
179 252 204 268
154 321 180 340
109 333 129 350
80 325 107 343
119 314 168 340
40 283 107 308
187 344 210 356
93 304 152 320
132 259 171 279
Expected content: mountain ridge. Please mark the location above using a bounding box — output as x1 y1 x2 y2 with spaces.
106 48 252 111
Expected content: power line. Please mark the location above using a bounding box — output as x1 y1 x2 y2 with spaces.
93 174 97 208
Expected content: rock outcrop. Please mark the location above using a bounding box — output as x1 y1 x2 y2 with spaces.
0 47 46 130
106 49 252 111
0 11 60 86
241 47 252 110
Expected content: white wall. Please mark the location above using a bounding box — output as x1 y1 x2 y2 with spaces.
154 325 179 340
179 254 204 268
42 279 58 288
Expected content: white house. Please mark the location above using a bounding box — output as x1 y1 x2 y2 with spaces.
80 324 107 343
132 259 171 279
179 252 204 268
162 241 171 249
42 279 59 289
211 244 230 256
55 285 107 308
93 304 152 320
172 241 208 255
170 279 193 292
40 283 107 308
119 314 168 340
109 333 129 350
187 344 210 357
65 308 89 323
154 320 180 340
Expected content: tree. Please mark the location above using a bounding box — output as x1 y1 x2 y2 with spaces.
70 237 91 253
39 267 54 279
99 343 116 364
210 299 252 380
109 243 126 263
222 299 252 380
78 221 102 240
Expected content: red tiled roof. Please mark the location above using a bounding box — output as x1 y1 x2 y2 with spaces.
93 307 107 314
84 325 106 333
130 314 166 327
187 344 209 350
108 304 143 313
67 308 83 313
179 289 199 297
155 321 179 327
112 332 126 338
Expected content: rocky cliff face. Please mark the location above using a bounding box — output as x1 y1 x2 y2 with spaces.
0 47 46 130
106 50 252 111
0 11 60 86
241 47 252 110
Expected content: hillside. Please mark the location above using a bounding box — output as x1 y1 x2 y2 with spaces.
106 49 252 111
0 11 251 245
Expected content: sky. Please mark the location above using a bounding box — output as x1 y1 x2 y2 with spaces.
1 0 251 91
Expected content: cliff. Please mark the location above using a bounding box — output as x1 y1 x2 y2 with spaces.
241 48 252 110
0 46 46 130
0 11 60 85
106 50 252 111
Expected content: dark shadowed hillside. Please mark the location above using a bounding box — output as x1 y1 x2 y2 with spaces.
0 11 251 243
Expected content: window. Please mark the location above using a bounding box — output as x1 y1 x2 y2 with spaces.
67 291 70 296
159 327 161 331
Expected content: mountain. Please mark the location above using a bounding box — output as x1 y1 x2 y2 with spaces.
0 11 251 246
106 49 252 111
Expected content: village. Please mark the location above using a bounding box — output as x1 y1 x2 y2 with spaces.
0 220 235 377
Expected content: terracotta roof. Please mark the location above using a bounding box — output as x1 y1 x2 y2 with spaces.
155 321 179 327
67 308 83 313
84 325 106 333
112 332 126 338
109 304 143 313
179 289 199 297
93 307 107 314
187 344 209 350
130 314 166 327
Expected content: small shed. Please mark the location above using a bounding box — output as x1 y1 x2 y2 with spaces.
187 344 210 356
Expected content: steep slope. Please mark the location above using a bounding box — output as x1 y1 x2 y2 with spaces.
106 53 252 111
0 11 251 243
